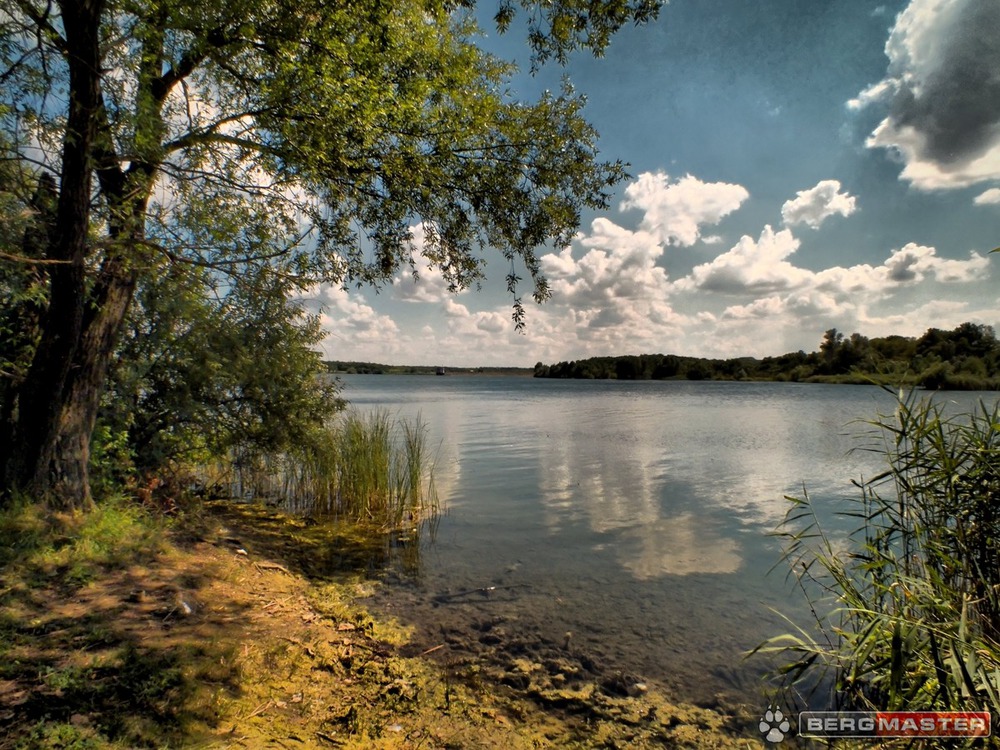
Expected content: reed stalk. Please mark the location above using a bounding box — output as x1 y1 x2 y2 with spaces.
220 409 437 526
754 389 1000 716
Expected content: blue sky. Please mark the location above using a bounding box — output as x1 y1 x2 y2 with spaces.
312 0 1000 366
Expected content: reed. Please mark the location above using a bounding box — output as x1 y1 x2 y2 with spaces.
222 409 437 526
755 389 1000 714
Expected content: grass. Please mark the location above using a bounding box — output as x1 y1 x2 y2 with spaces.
755 388 1000 718
222 409 437 526
0 498 209 749
0 495 164 584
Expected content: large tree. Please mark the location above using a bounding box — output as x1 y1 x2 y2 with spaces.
0 0 661 508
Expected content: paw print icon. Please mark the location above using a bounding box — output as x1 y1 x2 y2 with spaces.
759 706 791 743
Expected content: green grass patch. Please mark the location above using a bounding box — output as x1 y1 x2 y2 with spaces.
0 499 232 748
0 495 164 586
8 646 193 749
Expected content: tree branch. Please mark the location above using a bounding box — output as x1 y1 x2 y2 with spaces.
150 26 235 103
162 114 272 155
14 0 67 55
0 249 72 264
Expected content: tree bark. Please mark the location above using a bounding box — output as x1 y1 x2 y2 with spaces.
2 0 105 507
50 256 141 509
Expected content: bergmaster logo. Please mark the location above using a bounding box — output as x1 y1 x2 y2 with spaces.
758 707 992 743
798 711 991 739
759 706 791 743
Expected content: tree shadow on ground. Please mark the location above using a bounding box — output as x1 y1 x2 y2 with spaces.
0 530 249 749
0 499 430 748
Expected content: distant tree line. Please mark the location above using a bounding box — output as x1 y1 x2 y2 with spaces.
533 323 1000 390
326 361 393 375
324 362 534 376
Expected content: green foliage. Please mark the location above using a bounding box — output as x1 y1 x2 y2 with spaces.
14 722 102 750
0 495 50 567
0 0 643 320
100 261 342 479
535 322 1000 388
0 496 163 584
493 0 663 67
756 392 1000 714
88 423 137 500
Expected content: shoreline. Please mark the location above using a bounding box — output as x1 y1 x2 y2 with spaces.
0 500 765 748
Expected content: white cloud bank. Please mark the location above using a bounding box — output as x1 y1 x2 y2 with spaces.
311 169 995 365
850 0 1000 190
678 226 809 294
307 286 405 361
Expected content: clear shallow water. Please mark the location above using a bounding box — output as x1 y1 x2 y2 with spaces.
335 375 999 707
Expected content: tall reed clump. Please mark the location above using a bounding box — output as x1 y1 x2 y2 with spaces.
227 409 437 526
756 389 1000 714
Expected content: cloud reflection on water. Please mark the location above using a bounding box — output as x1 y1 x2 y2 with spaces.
531 384 876 578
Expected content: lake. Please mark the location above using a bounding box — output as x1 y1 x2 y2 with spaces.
333 375 999 710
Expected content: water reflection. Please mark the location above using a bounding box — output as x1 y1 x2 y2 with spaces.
535 400 747 576
616 513 742 577
340 378 895 580
527 382 886 578
336 376 1000 706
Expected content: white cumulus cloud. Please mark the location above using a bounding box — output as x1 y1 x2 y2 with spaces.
882 243 989 283
619 172 749 246
974 188 1000 205
541 218 670 307
851 0 1000 190
679 226 810 294
309 286 405 361
781 180 858 229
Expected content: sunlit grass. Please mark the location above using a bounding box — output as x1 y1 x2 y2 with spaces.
0 495 163 583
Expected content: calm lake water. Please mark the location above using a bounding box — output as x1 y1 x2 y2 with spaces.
334 375 999 709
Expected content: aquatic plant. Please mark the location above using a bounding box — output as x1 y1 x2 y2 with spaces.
756 389 1000 714
223 409 437 526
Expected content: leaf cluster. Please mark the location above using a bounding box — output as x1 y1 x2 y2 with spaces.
100 260 342 477
0 0 643 319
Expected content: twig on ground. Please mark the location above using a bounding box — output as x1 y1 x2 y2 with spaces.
254 561 291 574
245 699 274 719
432 583 531 603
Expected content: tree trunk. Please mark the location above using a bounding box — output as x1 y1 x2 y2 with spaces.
49 260 140 509
2 0 105 508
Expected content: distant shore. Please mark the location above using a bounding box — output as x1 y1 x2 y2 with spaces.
326 323 1000 391
326 361 533 377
